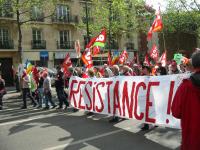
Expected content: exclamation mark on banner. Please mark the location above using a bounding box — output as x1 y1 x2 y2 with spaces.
166 81 175 124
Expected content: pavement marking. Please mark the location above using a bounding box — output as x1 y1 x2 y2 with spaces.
0 108 15 111
0 109 57 120
0 113 64 126
43 129 125 150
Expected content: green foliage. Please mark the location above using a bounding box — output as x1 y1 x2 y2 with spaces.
163 0 200 35
0 0 57 24
78 0 150 38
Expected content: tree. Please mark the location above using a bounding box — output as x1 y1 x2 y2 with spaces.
78 0 152 48
163 0 200 34
0 0 57 63
157 0 200 56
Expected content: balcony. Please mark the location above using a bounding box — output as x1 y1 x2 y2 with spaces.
30 13 44 22
0 40 14 49
52 15 79 24
57 41 75 49
0 12 13 18
31 40 46 49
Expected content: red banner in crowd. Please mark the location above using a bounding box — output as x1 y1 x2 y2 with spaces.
149 44 159 61
119 50 128 64
63 53 72 75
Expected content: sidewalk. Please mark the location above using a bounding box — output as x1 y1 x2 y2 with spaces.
6 86 17 92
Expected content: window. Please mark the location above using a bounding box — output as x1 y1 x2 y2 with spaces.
0 28 9 43
32 29 46 49
56 5 70 20
0 0 12 17
31 6 43 21
0 28 13 49
32 29 42 41
60 30 70 43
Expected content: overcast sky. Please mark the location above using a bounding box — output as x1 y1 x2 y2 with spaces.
146 0 200 12
145 0 168 11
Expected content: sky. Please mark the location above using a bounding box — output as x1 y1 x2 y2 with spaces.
145 0 168 12
146 0 200 12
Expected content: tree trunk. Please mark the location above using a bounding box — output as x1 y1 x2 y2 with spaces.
16 0 22 63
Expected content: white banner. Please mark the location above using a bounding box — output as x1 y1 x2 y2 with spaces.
69 74 190 129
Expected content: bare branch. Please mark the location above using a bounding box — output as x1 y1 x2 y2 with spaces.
194 0 200 11
19 10 29 15
20 8 56 25
179 0 190 12
179 0 197 11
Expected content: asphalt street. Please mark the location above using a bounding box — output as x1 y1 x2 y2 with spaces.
0 88 181 150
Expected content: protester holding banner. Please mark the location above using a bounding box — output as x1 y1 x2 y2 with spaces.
109 65 120 123
156 63 167 75
140 65 153 130
86 68 96 116
104 67 113 78
185 60 194 73
168 60 181 75
172 50 200 150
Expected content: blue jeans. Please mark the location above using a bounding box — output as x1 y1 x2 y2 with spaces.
44 90 56 108
38 88 44 107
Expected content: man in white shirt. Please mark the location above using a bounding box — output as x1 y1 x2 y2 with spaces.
43 72 56 109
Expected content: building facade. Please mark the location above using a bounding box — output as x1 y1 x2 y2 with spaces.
0 0 139 85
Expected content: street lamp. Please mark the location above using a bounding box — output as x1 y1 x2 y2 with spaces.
108 0 112 52
85 0 90 45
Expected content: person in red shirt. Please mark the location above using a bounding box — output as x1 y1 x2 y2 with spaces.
172 50 200 150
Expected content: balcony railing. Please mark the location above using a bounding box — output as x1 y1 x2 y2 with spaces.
0 12 13 18
0 40 14 49
31 40 46 49
52 15 79 24
30 13 44 22
57 41 75 49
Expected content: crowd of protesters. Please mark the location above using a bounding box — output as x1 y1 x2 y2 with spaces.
0 53 195 112
0 50 199 150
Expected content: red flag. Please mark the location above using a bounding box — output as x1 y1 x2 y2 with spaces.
149 44 159 61
147 27 153 40
86 28 106 49
62 53 72 74
75 40 81 58
159 51 167 66
152 9 163 32
82 28 106 67
107 51 112 66
92 46 100 55
147 9 163 40
181 56 189 65
144 53 151 66
32 66 39 84
119 50 128 64
81 48 93 69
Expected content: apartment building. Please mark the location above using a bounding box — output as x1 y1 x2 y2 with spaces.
0 0 139 85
